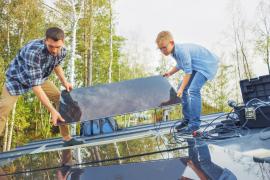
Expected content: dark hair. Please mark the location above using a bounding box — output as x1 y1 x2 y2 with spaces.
45 27 65 41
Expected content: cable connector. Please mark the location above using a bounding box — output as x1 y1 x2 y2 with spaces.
192 131 207 138
245 107 256 120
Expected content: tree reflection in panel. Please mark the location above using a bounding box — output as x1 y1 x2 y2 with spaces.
1 133 270 179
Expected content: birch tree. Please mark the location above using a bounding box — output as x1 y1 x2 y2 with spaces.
65 0 84 86
3 119 9 152
228 0 253 80
54 0 84 135
87 0 94 86
108 0 113 83
7 103 16 151
68 0 84 135
254 0 270 74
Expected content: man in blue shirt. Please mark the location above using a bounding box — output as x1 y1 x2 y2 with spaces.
0 27 83 146
156 31 218 133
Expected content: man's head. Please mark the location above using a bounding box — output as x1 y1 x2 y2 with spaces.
45 27 65 56
156 31 175 56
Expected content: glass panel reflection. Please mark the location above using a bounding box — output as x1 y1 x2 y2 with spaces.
59 76 181 124
0 134 185 179
0 132 269 179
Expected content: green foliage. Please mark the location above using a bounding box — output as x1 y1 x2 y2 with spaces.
0 0 229 151
203 63 233 113
0 0 150 150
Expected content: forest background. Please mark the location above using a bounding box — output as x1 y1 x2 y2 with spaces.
0 0 269 152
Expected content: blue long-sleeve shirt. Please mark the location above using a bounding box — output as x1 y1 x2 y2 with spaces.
172 43 219 80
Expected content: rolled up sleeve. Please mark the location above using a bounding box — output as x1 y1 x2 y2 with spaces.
175 63 181 70
177 48 192 75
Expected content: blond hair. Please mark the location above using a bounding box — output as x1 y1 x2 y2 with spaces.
156 31 173 45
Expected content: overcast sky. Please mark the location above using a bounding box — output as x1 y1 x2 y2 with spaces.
45 0 268 76
114 0 268 76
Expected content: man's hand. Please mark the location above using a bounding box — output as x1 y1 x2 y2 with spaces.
163 72 171 78
63 82 73 92
162 66 179 78
177 88 183 98
51 110 65 126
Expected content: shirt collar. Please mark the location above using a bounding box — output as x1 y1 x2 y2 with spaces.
171 45 176 57
42 39 51 55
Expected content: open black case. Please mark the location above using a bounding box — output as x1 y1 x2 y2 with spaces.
236 74 270 128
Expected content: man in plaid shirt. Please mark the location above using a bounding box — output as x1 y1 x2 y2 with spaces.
0 27 83 146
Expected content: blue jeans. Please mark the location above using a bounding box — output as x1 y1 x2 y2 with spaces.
186 139 237 180
179 71 207 128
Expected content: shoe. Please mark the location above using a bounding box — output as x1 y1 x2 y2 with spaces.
63 138 84 147
178 126 199 134
175 120 189 131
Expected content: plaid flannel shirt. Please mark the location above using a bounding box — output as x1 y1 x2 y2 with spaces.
5 39 67 96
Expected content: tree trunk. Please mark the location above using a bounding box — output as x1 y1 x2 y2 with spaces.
3 118 9 152
233 29 241 80
68 0 84 135
87 0 93 86
113 142 122 164
265 29 270 73
258 2 270 74
69 22 77 87
88 35 93 86
7 22 11 60
118 61 121 81
7 102 17 151
108 0 113 83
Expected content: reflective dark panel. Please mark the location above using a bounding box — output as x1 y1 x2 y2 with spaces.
59 76 181 123
1 113 269 179
76 158 185 180
0 126 270 179
0 135 269 179
0 132 186 179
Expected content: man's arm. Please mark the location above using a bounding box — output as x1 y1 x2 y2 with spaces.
163 66 179 77
32 86 65 125
54 65 72 92
177 74 191 97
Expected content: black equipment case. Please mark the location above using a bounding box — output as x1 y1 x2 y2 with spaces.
237 74 270 128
